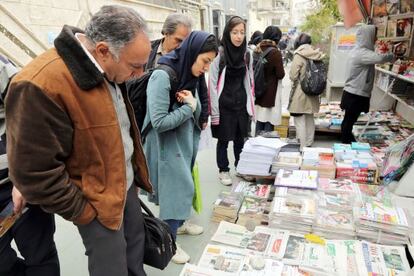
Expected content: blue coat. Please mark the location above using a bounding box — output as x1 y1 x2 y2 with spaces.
142 70 201 220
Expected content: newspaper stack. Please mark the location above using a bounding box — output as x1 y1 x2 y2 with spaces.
318 178 360 195
212 191 244 223
269 196 316 233
334 149 378 184
301 147 336 179
354 196 412 245
236 137 286 176
274 186 317 199
274 169 318 190
317 191 354 213
271 152 302 174
237 197 270 228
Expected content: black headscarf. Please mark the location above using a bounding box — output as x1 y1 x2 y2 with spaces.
249 31 263 45
263 26 282 44
294 33 312 50
158 31 212 91
221 16 247 75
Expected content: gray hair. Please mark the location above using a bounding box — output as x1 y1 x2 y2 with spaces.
161 13 192 36
85 5 148 61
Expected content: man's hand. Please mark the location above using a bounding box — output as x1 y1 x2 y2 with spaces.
12 186 26 215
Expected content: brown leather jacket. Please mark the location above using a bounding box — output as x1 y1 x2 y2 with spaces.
5 25 152 230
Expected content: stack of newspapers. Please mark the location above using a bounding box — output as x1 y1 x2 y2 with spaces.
271 152 302 174
212 191 244 223
354 195 412 245
236 137 286 176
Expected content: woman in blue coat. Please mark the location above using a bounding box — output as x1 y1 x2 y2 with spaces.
142 31 218 264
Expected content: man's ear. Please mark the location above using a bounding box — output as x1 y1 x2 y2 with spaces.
95 42 111 59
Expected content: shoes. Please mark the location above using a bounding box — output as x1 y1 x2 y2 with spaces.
218 171 232 186
236 172 255 182
171 244 190 264
177 222 204 235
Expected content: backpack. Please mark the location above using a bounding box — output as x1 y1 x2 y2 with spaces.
299 55 327 96
126 64 178 138
252 47 275 99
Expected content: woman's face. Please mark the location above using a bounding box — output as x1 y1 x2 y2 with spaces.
191 51 216 77
230 23 245 47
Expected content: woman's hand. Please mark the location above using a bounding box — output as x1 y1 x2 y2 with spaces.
176 90 197 112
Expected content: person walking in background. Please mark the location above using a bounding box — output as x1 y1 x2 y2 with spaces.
5 6 153 276
142 32 218 264
248 30 263 51
0 55 60 276
209 16 254 186
254 26 285 136
340 25 394 144
288 33 324 150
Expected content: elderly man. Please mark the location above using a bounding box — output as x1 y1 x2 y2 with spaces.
6 6 152 276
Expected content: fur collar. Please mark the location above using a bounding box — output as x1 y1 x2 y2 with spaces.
54 25 104 90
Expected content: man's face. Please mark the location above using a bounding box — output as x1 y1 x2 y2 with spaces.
97 31 151 84
163 24 190 53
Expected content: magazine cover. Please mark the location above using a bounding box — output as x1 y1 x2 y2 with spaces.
240 257 284 276
386 0 399 15
373 0 388 16
211 221 251 248
272 197 316 218
265 229 290 259
387 19 397 37
373 17 388 37
396 18 413 37
400 0 414 13
246 231 272 253
318 178 358 194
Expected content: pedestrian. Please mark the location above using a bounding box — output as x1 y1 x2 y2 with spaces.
254 25 285 136
248 30 263 51
340 25 393 143
142 31 218 264
288 33 325 150
6 6 152 276
209 16 255 186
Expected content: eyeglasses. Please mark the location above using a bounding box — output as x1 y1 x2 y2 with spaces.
230 31 245 36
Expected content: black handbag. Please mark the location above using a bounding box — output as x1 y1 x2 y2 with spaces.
140 200 176 269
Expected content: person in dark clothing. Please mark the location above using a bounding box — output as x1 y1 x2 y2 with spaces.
248 30 263 50
144 13 209 129
209 16 255 186
254 26 285 136
340 25 393 143
0 55 60 276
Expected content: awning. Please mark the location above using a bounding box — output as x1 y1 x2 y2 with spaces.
337 0 371 29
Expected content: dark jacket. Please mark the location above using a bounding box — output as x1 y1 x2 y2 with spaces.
5 25 152 230
145 38 209 125
255 40 285 108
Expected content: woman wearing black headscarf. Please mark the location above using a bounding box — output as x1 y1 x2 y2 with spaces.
142 31 218 264
209 16 255 186
254 25 285 136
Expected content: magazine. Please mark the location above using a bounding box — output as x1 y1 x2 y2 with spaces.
396 18 413 37
400 0 414 13
246 231 272 253
387 19 397 37
240 257 284 276
198 244 248 274
318 178 358 194
274 187 316 198
274 169 318 190
263 228 290 260
373 0 387 17
300 243 336 275
386 0 399 15
0 201 19 238
374 17 388 38
271 196 316 220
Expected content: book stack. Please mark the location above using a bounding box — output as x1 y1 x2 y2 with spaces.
271 152 302 173
274 186 317 199
301 147 336 179
211 191 244 223
318 178 360 195
313 208 355 240
269 196 316 233
334 149 379 184
354 196 412 245
231 181 271 201
274 169 318 190
237 137 286 176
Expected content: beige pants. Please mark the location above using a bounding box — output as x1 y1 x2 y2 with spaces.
294 114 315 150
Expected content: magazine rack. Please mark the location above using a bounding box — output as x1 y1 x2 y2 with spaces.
389 163 414 197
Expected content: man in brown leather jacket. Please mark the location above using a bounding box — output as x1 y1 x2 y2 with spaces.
6 6 152 276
